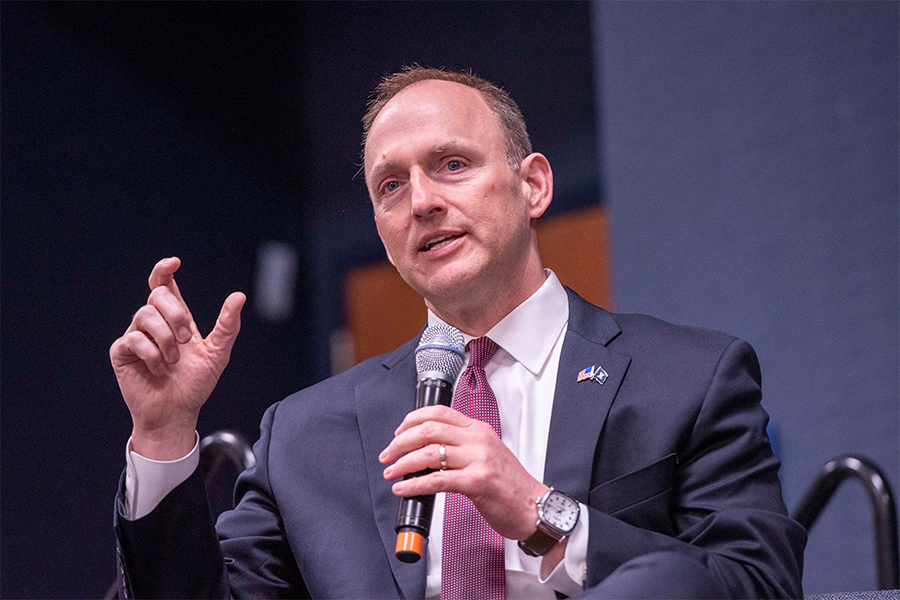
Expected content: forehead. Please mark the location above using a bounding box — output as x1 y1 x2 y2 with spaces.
364 80 504 179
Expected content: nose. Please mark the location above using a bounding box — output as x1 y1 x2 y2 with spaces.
409 169 446 220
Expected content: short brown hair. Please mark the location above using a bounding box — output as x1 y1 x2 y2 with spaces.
361 65 532 171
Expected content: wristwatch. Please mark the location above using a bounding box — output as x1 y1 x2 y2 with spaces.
517 487 580 557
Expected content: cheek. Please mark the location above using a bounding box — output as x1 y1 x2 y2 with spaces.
375 218 402 252
479 182 527 224
474 179 514 212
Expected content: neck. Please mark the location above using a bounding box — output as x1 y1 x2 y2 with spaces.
425 263 548 337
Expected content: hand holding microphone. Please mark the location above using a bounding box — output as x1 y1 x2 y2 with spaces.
383 325 551 563
393 324 465 563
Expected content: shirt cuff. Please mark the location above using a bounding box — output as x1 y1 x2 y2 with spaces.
124 432 200 520
538 502 588 596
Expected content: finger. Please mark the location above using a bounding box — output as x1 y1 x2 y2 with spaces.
390 468 461 498
394 404 470 436
381 416 498 466
110 330 168 377
380 419 461 465
130 304 181 364
148 256 179 289
148 257 187 304
147 285 194 344
388 439 511 498
383 443 467 481
205 292 246 356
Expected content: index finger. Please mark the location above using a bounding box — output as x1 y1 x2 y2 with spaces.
148 256 186 302
394 404 469 436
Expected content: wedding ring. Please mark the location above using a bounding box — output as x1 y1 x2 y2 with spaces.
439 444 448 470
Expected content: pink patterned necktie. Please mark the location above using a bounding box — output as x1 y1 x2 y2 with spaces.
442 336 506 600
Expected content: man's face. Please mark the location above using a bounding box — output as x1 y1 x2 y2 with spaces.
364 80 537 307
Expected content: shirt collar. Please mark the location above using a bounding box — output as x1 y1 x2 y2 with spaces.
427 270 569 375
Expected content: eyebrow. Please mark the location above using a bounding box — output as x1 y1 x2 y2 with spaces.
430 141 468 157
367 160 400 193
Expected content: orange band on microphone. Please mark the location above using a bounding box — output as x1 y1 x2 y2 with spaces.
395 530 425 562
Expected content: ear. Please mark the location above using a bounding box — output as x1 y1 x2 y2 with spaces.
518 153 553 219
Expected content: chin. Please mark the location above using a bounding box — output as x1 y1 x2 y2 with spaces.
417 276 482 308
401 257 488 300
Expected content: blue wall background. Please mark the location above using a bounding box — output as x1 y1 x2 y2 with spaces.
594 2 899 593
1 2 897 597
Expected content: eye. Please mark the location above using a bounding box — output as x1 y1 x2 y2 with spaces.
384 181 400 193
447 160 462 172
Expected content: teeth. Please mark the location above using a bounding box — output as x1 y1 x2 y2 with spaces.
425 234 459 251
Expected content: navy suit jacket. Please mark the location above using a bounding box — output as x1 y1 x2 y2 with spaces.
115 288 805 599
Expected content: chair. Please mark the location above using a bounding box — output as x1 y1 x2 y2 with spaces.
199 429 257 479
793 455 900 593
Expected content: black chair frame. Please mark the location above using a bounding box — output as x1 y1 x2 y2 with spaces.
792 455 899 591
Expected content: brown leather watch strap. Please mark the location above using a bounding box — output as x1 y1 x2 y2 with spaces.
518 523 561 557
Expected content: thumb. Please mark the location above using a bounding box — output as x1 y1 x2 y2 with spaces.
206 291 247 356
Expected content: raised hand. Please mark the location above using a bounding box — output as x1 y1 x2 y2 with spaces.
110 257 246 460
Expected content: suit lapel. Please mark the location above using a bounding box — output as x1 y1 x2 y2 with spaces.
355 335 428 600
544 289 631 503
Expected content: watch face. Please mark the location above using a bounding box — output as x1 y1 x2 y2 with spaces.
541 491 579 533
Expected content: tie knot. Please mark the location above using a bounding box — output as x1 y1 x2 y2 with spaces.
466 336 499 369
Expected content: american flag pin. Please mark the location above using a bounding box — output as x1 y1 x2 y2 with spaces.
577 365 608 385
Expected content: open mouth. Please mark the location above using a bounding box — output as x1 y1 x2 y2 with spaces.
422 233 464 252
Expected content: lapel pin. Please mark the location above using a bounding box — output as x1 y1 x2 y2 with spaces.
577 365 608 385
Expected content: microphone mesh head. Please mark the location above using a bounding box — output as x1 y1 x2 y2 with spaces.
415 324 465 378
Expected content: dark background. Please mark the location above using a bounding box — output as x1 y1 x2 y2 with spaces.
2 2 897 597
1 3 598 597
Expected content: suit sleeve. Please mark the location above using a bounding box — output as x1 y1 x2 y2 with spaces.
114 402 309 599
582 339 806 598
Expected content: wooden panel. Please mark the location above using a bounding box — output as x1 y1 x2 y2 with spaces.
345 205 612 364
536 205 613 311
345 262 426 366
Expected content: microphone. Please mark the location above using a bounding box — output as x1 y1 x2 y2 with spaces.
395 324 465 564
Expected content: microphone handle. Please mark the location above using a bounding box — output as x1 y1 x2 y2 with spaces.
395 376 454 563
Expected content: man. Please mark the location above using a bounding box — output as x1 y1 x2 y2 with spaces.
112 67 805 598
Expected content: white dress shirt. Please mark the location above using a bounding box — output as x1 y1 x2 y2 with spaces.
125 270 586 598
424 270 586 598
